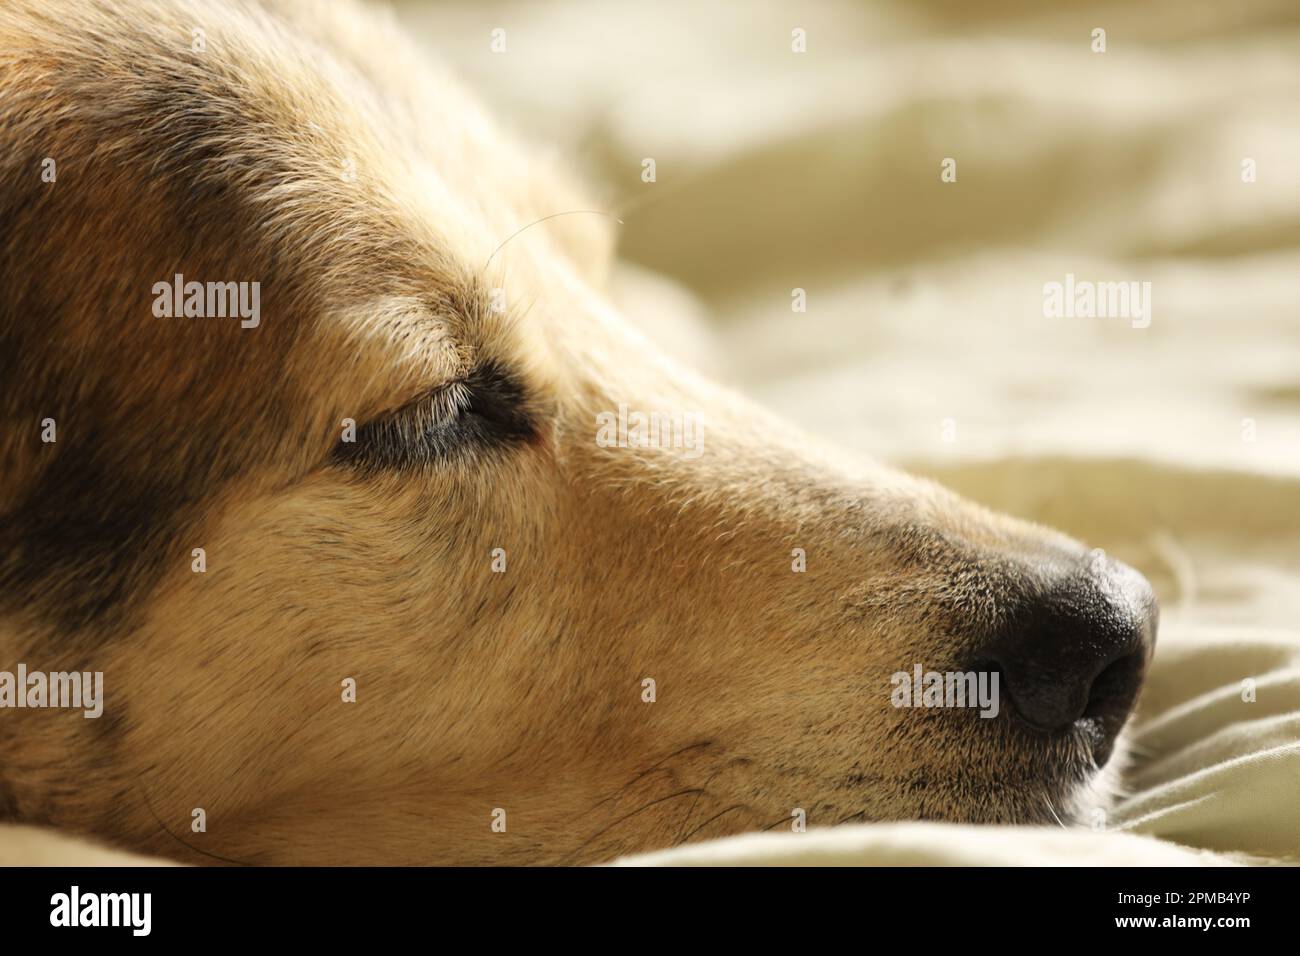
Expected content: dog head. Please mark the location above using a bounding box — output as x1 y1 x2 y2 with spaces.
0 0 1156 863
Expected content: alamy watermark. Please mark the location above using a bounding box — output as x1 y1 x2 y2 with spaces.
0 664 103 718
50 886 150 936
1043 273 1151 329
596 402 704 459
152 272 261 328
890 664 1000 718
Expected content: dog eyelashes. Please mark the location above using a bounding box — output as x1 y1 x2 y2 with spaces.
331 360 537 470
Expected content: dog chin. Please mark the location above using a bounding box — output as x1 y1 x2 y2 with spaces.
1053 729 1136 828
968 721 1137 828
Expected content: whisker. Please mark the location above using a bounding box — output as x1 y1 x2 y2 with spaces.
674 765 729 845
677 804 747 845
136 782 253 867
485 210 623 269
561 787 703 864
585 740 713 813
1042 788 1069 830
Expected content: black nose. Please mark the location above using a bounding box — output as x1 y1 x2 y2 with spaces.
983 552 1158 757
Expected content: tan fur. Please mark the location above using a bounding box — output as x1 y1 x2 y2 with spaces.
1 0 1126 864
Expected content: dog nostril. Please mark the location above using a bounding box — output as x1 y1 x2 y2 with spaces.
1082 651 1144 721
984 556 1158 748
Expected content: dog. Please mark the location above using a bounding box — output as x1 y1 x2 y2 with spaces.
0 0 1158 865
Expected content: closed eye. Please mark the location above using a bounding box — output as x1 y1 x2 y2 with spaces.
331 360 536 470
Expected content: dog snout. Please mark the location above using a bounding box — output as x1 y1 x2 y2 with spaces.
981 553 1158 755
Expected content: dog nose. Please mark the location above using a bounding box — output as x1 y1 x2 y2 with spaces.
983 552 1158 751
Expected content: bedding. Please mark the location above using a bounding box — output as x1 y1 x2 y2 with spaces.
397 0 1300 865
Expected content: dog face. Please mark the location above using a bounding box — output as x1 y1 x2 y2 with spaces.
0 0 1157 864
